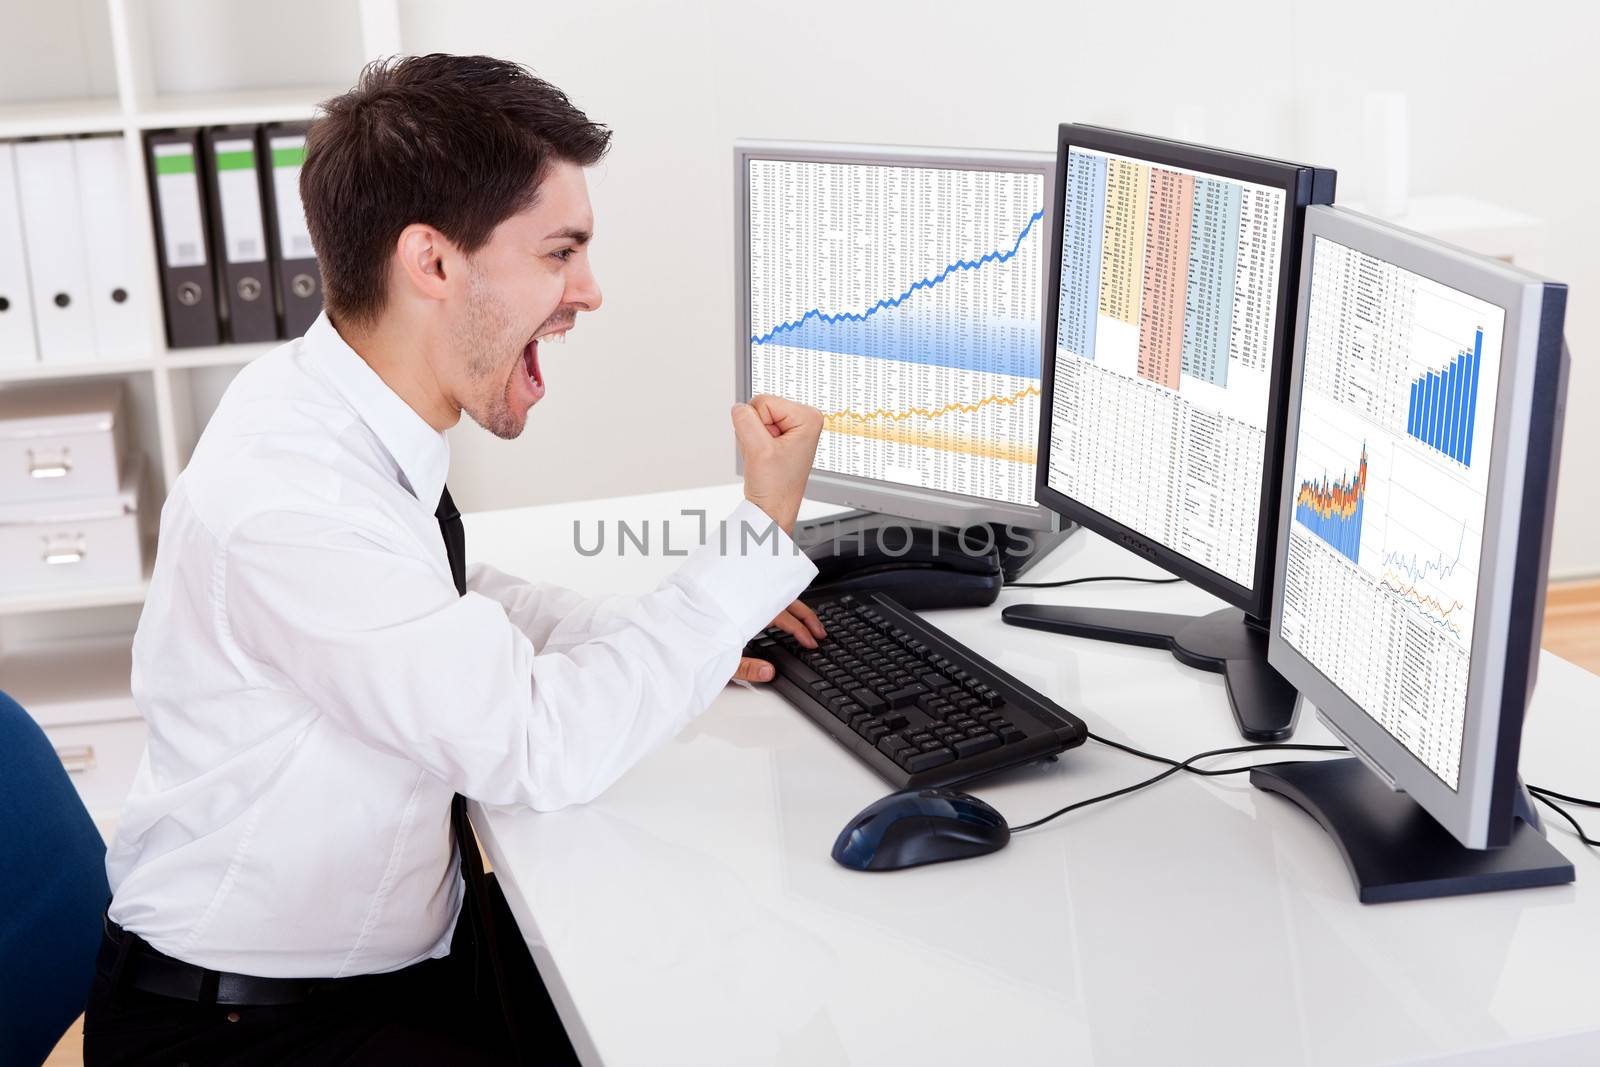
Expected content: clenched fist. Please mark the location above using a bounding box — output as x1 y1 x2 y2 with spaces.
731 394 822 534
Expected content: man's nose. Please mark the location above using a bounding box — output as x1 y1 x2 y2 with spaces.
566 258 602 313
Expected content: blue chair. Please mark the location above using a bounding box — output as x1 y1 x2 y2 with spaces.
0 689 110 1066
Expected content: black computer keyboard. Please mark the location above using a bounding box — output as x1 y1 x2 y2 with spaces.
747 592 1087 789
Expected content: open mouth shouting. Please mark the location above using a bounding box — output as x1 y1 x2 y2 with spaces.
515 319 574 407
518 335 546 404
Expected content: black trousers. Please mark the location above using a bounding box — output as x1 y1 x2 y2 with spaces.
83 875 579 1066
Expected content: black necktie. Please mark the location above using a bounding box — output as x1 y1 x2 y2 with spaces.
434 487 507 1006
436 485 468 598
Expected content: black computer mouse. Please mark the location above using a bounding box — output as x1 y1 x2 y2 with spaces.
831 788 1010 871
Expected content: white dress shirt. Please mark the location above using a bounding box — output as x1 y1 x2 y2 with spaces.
106 313 817 978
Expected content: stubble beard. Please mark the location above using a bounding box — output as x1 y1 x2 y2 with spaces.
454 266 526 441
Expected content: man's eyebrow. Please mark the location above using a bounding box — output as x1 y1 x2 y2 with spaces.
544 226 592 244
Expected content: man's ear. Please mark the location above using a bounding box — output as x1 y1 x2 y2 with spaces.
395 223 454 304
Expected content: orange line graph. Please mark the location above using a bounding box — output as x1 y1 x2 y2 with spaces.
821 384 1040 463
824 384 1040 428
1381 573 1465 634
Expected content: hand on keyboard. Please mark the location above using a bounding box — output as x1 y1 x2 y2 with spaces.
733 598 827 683
746 593 1088 788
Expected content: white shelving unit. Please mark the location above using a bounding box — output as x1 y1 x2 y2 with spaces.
0 0 400 825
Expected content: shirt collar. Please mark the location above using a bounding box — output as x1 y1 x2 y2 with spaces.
306 312 451 510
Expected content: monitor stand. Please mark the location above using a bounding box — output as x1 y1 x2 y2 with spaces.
793 510 1077 610
999 604 1298 741
1250 758 1576 903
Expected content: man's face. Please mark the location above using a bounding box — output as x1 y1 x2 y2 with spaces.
444 161 601 439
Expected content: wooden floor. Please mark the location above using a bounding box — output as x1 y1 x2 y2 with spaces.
41 579 1600 1066
1542 579 1600 674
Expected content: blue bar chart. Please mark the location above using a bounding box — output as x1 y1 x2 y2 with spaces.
1406 328 1483 466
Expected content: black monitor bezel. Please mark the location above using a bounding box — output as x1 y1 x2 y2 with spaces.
1033 123 1330 619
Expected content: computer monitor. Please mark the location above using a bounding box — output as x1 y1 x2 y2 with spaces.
1003 125 1335 741
734 141 1073 596
1251 205 1573 901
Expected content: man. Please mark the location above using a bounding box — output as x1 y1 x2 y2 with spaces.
84 54 824 1064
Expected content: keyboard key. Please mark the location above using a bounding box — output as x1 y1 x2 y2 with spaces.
920 672 949 689
851 688 886 713
863 724 890 744
1000 725 1027 744
952 733 1002 758
903 747 955 773
883 684 929 709
767 654 820 687
878 735 912 760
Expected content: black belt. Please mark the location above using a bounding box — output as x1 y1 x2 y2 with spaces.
98 914 443 1007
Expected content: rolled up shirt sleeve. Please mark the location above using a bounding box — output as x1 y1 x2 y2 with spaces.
223 499 817 810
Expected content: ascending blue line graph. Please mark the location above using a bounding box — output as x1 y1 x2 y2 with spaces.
1381 520 1468 586
1378 518 1471 636
751 209 1043 345
750 209 1045 379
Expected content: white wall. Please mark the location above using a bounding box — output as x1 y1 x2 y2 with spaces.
0 0 117 101
397 0 1600 577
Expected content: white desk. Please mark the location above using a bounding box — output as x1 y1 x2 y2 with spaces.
465 483 1600 1067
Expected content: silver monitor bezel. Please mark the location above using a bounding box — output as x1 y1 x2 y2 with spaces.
1267 204 1550 849
733 139 1060 531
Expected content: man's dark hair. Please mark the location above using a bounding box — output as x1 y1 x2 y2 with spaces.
300 54 611 328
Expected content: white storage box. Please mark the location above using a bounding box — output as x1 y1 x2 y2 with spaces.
44 717 148 828
0 380 129 505
0 450 151 596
